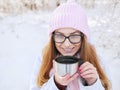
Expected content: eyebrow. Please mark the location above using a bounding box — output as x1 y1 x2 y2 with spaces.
55 31 81 35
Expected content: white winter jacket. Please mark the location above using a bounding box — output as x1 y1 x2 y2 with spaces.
30 55 110 90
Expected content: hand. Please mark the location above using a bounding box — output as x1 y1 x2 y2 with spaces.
54 73 79 86
53 60 79 86
79 62 98 85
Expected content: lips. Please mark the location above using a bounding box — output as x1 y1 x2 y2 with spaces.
62 48 73 53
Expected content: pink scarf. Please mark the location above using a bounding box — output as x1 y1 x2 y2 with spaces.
49 68 80 90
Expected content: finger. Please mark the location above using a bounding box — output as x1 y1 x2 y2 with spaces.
80 69 97 76
79 62 96 73
60 74 71 81
79 62 90 70
81 73 98 79
67 73 79 82
80 65 96 74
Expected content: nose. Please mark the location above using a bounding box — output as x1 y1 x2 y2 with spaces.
63 38 71 47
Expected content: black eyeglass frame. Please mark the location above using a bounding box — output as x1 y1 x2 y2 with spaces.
52 32 84 44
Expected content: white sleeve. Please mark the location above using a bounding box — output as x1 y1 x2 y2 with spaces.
38 76 59 90
79 77 105 90
29 56 59 90
29 56 42 90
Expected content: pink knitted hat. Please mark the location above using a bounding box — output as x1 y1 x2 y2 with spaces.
49 0 89 39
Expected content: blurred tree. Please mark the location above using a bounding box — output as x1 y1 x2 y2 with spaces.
0 0 119 14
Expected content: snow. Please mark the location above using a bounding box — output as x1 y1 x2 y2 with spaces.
0 6 120 90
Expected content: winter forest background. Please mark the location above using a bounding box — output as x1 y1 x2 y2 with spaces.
0 0 120 90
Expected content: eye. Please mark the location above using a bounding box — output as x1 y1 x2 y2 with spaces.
70 32 81 36
54 33 64 37
69 35 81 40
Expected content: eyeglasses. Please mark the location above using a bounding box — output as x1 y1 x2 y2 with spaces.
52 32 83 44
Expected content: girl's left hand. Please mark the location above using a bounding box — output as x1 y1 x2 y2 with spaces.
79 61 99 85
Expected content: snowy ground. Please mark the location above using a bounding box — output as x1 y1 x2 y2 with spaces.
0 7 120 90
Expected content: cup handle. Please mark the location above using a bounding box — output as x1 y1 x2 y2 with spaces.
78 58 84 66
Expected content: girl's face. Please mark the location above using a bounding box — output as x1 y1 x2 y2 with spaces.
53 28 82 56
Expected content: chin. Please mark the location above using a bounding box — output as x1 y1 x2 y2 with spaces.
62 53 75 56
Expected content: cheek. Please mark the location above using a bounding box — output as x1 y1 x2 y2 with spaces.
55 43 61 50
74 44 81 50
55 43 61 47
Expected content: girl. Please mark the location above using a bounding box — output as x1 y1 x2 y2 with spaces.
30 0 111 90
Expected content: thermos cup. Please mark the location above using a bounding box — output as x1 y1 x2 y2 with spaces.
54 56 83 76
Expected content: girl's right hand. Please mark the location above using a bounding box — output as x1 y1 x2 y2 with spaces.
53 60 79 86
54 73 79 86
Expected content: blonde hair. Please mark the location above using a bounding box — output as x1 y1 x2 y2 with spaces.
37 35 111 90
